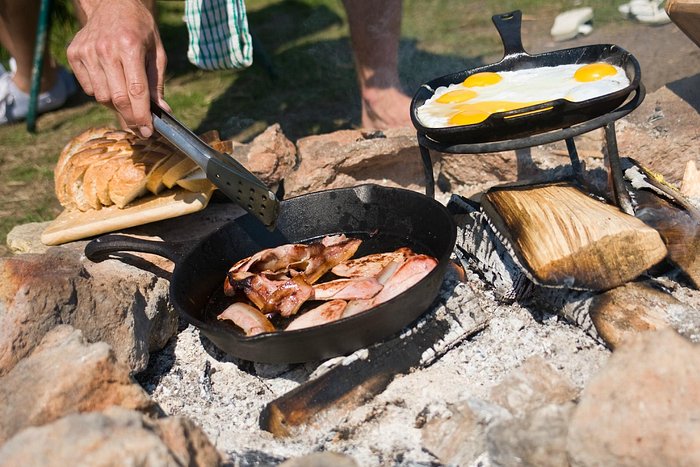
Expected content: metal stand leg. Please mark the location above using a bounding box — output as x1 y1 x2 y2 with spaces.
564 137 583 182
418 141 436 198
27 0 53 133
604 122 634 215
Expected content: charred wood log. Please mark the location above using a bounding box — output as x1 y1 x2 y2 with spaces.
623 158 700 288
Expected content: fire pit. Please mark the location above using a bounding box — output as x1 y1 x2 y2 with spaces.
2 8 700 467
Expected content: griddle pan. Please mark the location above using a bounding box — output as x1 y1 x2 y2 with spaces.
85 184 456 363
411 10 642 144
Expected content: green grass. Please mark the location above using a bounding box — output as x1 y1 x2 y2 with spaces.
0 0 624 252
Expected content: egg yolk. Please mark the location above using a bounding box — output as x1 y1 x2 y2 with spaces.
448 100 543 125
574 63 618 82
435 89 478 104
463 72 502 87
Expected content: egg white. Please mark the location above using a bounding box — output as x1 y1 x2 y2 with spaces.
417 63 629 128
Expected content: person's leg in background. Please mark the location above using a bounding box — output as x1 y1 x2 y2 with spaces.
0 0 75 124
342 0 412 130
0 0 58 94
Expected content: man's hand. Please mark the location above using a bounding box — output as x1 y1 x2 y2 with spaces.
68 0 169 138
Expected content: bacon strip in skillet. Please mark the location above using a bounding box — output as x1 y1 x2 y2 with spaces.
234 274 314 317
284 252 437 330
343 254 438 318
312 277 384 301
217 302 275 336
330 247 415 278
223 234 361 316
285 300 348 331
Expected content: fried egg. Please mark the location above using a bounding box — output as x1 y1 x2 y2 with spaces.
416 62 629 128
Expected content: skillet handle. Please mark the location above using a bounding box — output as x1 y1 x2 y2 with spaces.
85 234 186 263
492 10 527 58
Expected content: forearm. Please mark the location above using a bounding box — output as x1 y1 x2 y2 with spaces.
67 0 168 135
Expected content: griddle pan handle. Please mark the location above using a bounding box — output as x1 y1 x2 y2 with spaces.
85 234 187 263
492 10 527 58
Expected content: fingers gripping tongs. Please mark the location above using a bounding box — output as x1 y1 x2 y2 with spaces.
151 102 280 229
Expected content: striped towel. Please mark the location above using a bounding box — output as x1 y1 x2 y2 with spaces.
185 0 253 70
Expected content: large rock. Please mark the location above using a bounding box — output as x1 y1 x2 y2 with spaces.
0 245 176 376
284 128 435 196
229 123 296 186
421 399 510 466
490 356 578 417
0 325 156 444
487 403 574 467
484 357 578 466
588 280 700 349
282 124 610 201
567 328 700 466
0 407 221 467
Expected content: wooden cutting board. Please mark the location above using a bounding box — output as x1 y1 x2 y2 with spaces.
41 186 216 246
667 0 700 48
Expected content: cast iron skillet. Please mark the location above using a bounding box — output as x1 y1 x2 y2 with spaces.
85 184 456 364
411 10 642 145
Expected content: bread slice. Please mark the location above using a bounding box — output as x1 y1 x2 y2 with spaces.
54 127 114 202
146 152 185 195
131 137 181 195
58 142 114 209
82 151 132 209
161 157 198 189
175 168 215 193
64 148 113 211
108 147 169 208
199 129 221 143
211 139 237 154
93 153 131 207
67 138 136 211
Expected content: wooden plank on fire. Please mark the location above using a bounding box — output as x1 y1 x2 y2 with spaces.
480 181 668 291
259 270 489 437
449 193 601 339
449 193 700 348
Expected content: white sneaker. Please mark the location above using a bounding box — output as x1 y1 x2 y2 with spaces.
551 7 594 42
619 0 671 25
0 60 77 125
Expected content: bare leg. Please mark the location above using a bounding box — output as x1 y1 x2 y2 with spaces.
0 0 58 93
342 0 411 130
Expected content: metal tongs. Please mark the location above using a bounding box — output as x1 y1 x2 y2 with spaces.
151 101 280 229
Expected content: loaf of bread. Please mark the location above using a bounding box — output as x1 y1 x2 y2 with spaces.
54 127 217 211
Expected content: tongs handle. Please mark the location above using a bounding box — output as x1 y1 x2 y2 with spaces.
151 101 280 229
